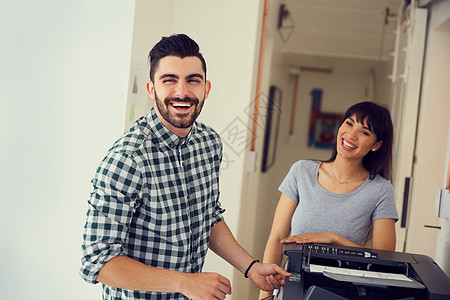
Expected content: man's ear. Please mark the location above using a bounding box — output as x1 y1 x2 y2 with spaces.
146 81 155 99
204 80 211 100
372 140 383 152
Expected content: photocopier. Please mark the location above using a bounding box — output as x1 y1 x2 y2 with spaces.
280 243 450 300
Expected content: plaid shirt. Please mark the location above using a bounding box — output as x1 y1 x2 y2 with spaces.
80 107 225 299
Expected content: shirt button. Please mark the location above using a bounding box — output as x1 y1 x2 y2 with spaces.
170 142 175 148
182 161 186 166
187 195 190 200
190 258 195 264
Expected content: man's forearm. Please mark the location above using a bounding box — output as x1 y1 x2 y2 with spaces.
209 220 255 274
96 255 185 293
97 255 232 299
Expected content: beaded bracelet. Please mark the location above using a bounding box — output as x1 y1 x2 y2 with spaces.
244 259 260 278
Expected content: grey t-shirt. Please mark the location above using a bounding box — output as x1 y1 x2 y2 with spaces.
279 160 399 245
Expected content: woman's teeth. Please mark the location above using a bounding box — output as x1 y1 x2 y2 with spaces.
343 139 356 149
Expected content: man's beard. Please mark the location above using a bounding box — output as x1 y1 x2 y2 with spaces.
154 91 204 129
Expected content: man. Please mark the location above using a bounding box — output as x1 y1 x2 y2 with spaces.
80 34 290 300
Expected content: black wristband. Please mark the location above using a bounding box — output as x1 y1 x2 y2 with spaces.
244 259 260 278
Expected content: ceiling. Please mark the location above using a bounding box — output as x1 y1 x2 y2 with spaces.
278 0 404 64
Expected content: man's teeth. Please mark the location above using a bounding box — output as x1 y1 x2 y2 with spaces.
171 102 192 108
343 140 356 149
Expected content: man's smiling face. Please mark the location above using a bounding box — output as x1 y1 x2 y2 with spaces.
147 55 211 136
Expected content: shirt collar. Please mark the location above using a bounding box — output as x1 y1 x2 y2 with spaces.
147 107 195 148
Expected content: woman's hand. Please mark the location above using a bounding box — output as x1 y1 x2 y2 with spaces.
280 232 339 245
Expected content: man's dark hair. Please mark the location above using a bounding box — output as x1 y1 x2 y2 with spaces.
148 33 207 82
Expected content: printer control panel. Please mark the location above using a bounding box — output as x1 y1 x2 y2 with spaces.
304 244 378 259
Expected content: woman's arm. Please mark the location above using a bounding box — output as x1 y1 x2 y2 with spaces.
371 218 396 251
258 193 297 299
279 218 396 251
280 232 361 247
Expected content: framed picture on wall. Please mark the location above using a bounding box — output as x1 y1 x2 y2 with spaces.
309 112 343 149
262 86 282 172
308 89 344 149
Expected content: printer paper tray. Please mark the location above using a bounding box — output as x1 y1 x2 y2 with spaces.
322 271 426 289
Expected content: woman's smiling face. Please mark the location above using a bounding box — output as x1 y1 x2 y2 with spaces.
336 114 383 161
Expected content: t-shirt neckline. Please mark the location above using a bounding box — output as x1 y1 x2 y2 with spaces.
314 161 371 197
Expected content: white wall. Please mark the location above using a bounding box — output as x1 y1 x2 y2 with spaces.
124 0 174 130
406 0 450 261
431 1 450 276
0 1 135 298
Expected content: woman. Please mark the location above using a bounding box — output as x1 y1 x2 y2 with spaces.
259 101 398 300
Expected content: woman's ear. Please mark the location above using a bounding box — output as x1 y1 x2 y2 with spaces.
372 140 383 152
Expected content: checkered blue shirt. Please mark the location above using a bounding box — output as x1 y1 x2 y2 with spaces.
80 107 225 299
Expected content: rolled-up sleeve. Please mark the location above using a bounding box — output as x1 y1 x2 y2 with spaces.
80 150 143 284
211 195 225 227
211 140 225 227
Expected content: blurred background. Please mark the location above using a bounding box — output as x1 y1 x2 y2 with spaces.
1 0 449 299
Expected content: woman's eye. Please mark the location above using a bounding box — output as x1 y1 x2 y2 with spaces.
361 131 370 136
345 121 353 126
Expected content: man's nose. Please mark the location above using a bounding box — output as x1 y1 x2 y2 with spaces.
174 81 189 98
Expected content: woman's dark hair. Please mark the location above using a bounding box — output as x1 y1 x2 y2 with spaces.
148 33 207 82
325 101 394 181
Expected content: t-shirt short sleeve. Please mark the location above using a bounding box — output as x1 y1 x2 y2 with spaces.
278 161 302 202
372 179 399 222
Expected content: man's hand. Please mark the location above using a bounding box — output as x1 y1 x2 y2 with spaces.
247 263 291 292
179 272 231 300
